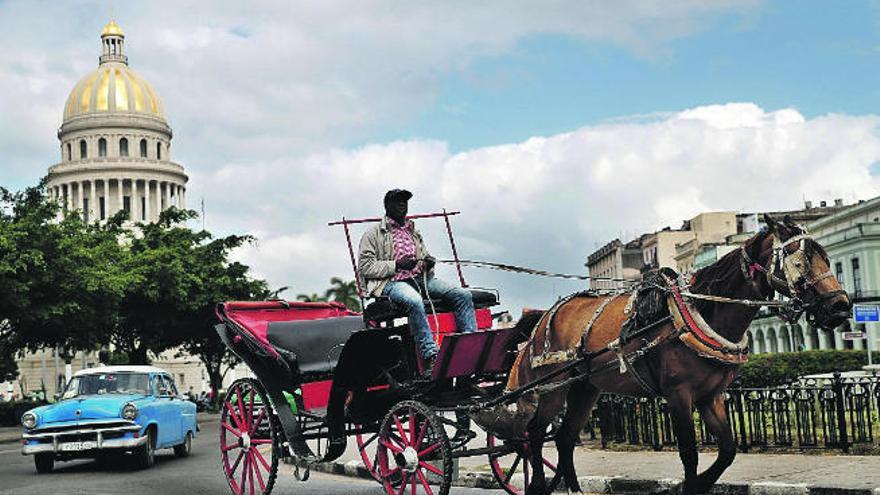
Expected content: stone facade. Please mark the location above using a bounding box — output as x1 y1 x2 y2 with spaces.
46 21 187 225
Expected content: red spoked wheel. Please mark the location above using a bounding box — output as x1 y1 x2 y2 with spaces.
377 400 452 495
356 424 381 481
220 378 280 495
487 432 559 495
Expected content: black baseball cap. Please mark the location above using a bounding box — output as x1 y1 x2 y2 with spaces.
384 189 413 202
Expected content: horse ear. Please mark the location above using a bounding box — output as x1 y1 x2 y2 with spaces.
763 214 779 231
783 214 795 227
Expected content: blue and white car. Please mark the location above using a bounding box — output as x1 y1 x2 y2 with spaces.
20 365 198 473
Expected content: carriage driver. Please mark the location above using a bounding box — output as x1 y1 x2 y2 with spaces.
357 189 477 375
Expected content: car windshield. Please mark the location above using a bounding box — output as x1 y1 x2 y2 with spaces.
62 372 150 399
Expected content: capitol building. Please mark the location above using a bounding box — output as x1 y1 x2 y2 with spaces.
12 21 218 398
47 21 187 224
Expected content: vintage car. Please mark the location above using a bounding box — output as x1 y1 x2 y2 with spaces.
20 365 198 473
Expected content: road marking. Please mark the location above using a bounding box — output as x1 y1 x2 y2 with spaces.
0 447 22 454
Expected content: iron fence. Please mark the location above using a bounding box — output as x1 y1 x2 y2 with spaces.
587 372 880 453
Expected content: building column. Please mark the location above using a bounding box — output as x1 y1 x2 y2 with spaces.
66 183 73 211
89 180 97 222
116 178 124 218
181 186 186 209
144 180 152 222
132 179 139 222
833 330 844 350
163 182 170 212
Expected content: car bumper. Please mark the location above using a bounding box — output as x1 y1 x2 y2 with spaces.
21 424 146 455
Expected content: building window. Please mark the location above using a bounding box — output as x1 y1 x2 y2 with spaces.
66 143 71 161
852 258 863 297
119 137 129 157
156 142 162 160
123 196 131 216
99 197 106 220
98 138 107 157
80 140 87 159
835 262 844 286
140 139 147 158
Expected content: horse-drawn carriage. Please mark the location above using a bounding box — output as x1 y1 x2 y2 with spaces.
215 211 851 495
215 211 556 495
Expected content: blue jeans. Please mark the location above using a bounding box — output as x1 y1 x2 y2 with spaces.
382 276 476 359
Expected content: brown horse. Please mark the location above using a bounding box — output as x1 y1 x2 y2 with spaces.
497 215 851 495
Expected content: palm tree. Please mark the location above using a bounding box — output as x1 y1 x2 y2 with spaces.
296 293 327 303
324 277 362 311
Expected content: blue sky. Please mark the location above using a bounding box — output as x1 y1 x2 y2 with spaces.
370 1 879 152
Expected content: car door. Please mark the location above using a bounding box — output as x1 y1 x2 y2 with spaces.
158 375 183 446
165 376 190 442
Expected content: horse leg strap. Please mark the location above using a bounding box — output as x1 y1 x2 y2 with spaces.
607 338 628 374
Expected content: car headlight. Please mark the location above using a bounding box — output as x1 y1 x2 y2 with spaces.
122 402 138 420
21 412 37 429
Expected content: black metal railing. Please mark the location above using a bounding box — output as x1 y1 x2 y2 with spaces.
587 372 880 453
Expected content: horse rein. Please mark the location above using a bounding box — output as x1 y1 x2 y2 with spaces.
683 229 842 322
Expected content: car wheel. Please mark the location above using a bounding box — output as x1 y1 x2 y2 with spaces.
174 431 192 458
134 429 156 469
34 453 54 474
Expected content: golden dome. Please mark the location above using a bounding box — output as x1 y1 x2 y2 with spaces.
63 65 165 120
101 20 124 37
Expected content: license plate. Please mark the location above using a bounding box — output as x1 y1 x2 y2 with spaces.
61 441 97 451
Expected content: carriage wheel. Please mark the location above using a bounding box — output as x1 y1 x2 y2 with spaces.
220 378 280 495
487 432 559 495
377 400 452 495
356 425 382 481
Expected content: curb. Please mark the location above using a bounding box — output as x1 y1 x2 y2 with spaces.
293 459 880 495
0 434 20 445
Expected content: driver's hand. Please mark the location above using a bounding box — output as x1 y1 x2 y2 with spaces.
395 256 418 271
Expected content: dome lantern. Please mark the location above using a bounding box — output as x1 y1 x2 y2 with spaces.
99 20 127 65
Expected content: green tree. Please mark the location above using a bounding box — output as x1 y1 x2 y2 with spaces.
324 277 361 311
0 181 129 366
115 207 270 394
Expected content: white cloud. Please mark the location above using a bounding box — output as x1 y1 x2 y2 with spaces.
222 104 880 311
0 0 760 188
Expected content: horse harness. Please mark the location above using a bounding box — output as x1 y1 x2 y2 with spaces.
525 275 752 396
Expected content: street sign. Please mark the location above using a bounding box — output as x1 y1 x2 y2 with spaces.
842 331 867 340
854 305 880 323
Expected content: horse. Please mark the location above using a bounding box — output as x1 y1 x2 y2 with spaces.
492 215 851 495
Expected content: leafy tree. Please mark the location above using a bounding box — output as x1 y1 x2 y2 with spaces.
0 181 129 364
115 207 270 395
324 277 362 311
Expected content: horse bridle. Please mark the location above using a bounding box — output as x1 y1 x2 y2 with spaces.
740 229 845 322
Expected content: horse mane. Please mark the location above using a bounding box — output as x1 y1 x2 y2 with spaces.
688 230 768 313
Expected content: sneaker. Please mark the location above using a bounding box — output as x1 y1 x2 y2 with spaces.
421 354 436 379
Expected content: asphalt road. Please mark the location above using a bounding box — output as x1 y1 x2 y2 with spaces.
0 420 507 495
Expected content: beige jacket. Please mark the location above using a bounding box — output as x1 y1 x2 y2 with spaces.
357 217 433 297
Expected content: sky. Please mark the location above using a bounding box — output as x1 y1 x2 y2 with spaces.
1 0 879 313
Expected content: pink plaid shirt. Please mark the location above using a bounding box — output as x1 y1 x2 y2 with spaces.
389 217 421 281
